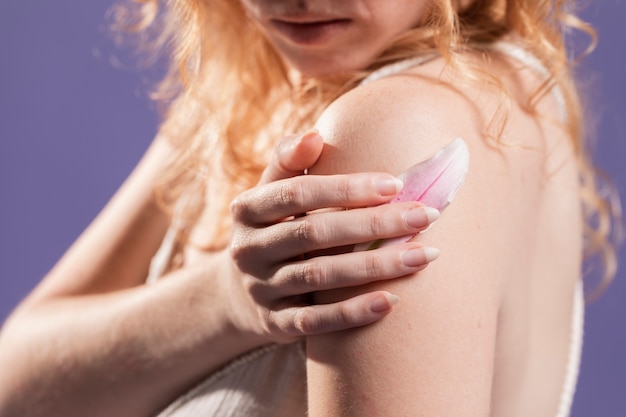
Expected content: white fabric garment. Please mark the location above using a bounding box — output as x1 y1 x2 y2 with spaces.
156 344 307 416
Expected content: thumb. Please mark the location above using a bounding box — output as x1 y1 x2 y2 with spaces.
258 129 324 185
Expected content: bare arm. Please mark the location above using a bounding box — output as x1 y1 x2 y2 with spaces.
304 65 550 415
0 137 267 417
26 136 173 300
0 131 441 417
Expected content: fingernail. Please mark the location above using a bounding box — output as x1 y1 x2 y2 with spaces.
375 176 403 196
369 292 400 313
401 246 440 267
404 207 440 228
301 128 320 140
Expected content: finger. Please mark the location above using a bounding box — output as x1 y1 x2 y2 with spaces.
232 202 435 271
256 243 439 299
243 203 438 264
231 172 404 225
267 291 401 338
258 130 324 185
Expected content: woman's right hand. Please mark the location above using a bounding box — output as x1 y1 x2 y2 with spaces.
230 131 441 344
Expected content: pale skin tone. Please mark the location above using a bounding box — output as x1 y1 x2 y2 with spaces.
239 0 583 416
306 58 582 416
0 1 583 417
0 122 438 415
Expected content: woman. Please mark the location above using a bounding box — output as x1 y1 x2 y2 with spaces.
0 0 617 416
0 4 441 417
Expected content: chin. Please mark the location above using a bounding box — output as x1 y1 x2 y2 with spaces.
286 55 372 79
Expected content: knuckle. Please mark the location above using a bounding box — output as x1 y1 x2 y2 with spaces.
293 262 324 290
292 218 317 245
229 236 262 275
278 181 305 209
229 194 249 220
337 303 358 329
229 239 249 266
364 252 386 278
264 308 297 343
242 276 263 301
336 177 352 202
368 211 386 237
293 307 319 335
241 275 254 292
263 308 279 335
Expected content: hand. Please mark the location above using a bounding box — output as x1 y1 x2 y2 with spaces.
230 130 440 343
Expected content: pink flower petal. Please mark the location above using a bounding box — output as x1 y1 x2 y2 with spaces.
392 137 469 210
356 138 470 251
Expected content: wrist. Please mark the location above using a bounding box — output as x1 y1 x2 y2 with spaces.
214 251 268 346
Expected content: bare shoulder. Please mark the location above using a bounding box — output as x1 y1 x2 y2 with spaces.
306 54 580 416
313 60 478 175
311 52 576 235
313 52 570 175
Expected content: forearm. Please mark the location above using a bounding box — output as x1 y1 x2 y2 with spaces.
26 137 174 303
0 261 265 417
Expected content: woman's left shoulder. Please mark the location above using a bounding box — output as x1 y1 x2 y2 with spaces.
311 52 578 272
315 58 481 174
307 57 516 417
313 51 571 179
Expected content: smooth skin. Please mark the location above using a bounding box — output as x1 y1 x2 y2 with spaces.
306 53 582 417
0 132 439 417
232 132 440 341
240 0 430 77
239 1 582 415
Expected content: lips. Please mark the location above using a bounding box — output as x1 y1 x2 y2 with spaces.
270 18 351 46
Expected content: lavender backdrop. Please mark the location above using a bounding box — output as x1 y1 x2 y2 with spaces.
0 2 624 415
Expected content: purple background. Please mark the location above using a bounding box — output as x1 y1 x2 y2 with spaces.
0 2 624 415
